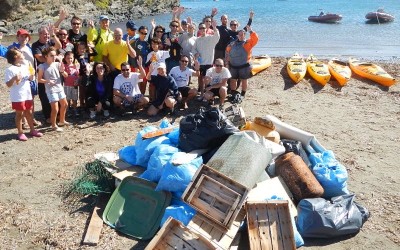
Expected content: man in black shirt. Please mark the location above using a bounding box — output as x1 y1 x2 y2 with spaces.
146 62 180 116
31 25 61 123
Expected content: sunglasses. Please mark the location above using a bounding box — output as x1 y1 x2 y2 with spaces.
156 30 164 33
121 68 130 72
72 23 81 25
180 60 189 63
140 32 148 35
199 27 206 30
230 23 238 26
58 33 67 36
215 64 223 67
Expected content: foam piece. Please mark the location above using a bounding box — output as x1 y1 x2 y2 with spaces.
265 115 326 153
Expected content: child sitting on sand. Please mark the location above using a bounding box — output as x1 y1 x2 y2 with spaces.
37 46 69 132
4 48 43 141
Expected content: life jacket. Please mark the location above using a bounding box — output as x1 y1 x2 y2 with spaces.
229 41 249 67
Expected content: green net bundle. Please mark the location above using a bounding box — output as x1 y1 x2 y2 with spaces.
65 160 115 197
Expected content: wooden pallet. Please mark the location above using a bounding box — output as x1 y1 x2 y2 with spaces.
145 217 217 250
246 201 296 250
182 164 249 228
188 208 246 250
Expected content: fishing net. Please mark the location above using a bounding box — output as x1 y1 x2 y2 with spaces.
63 160 115 199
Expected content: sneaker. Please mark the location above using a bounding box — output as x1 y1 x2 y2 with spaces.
52 126 63 132
17 133 28 141
196 95 204 101
30 130 43 137
90 111 96 119
103 110 110 117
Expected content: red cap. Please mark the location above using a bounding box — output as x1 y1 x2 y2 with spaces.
16 29 31 41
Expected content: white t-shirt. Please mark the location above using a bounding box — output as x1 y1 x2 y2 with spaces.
169 66 195 88
19 46 34 66
4 63 32 102
146 50 170 75
113 72 142 96
205 67 231 86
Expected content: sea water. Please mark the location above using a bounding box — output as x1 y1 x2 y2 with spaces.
113 0 399 60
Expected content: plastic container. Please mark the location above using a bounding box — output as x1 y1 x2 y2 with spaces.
241 121 280 143
275 152 324 201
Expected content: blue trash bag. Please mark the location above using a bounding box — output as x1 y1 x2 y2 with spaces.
160 198 197 227
156 152 203 194
118 145 137 165
159 118 172 129
140 144 180 182
267 195 304 248
135 126 172 168
309 150 349 199
167 127 180 146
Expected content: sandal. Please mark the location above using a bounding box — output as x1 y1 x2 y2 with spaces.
30 130 43 137
52 126 63 132
58 121 71 127
17 133 28 141
33 119 42 127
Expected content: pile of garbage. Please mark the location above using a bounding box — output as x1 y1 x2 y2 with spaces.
86 106 369 249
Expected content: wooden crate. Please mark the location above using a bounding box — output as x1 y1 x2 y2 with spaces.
187 208 246 250
182 164 249 228
145 217 217 250
246 201 296 250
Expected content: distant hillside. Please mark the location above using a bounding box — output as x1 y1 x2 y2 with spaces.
0 0 179 33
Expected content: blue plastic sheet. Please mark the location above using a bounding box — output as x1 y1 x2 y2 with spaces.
309 150 349 199
140 144 180 182
118 145 137 165
160 198 196 227
156 153 203 195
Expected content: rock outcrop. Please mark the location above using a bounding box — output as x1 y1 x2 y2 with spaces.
0 0 179 34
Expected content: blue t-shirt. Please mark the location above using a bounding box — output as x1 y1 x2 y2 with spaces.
149 75 179 107
95 79 106 99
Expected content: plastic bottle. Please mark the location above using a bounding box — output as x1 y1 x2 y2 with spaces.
241 121 280 143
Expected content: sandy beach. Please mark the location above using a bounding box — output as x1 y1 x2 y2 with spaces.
0 56 399 249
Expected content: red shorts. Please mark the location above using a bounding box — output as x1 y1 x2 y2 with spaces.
12 100 33 111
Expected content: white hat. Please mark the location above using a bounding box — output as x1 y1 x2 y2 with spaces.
157 62 167 69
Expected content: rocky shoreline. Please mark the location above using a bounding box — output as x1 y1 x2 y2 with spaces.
0 0 178 34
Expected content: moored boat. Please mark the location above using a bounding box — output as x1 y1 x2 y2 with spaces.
365 9 395 23
306 55 331 86
287 53 307 84
308 12 343 23
328 59 351 86
349 58 396 87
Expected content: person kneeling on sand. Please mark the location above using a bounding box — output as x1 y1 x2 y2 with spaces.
5 48 43 141
146 62 181 116
113 61 149 115
169 55 200 109
202 58 231 110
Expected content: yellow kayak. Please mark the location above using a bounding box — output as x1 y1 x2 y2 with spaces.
287 53 307 83
328 58 351 86
349 58 396 87
251 55 272 75
306 55 331 86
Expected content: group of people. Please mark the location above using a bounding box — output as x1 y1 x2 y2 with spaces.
1 6 258 141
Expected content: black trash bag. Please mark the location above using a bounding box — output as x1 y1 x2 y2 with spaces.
281 139 311 167
296 194 369 238
179 107 239 152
